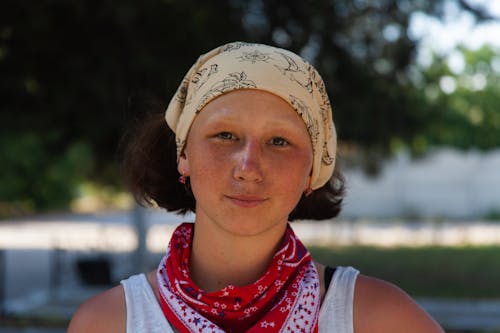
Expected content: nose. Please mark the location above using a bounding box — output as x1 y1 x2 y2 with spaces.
233 140 264 183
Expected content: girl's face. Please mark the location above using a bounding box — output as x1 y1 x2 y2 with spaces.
178 89 313 237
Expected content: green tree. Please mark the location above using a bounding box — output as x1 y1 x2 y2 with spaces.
0 0 496 213
417 45 500 151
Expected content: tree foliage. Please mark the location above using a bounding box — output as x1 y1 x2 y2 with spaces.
0 0 496 212
417 45 500 151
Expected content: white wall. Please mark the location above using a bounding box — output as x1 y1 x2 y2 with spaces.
341 148 500 219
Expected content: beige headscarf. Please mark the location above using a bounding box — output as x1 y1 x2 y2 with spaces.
165 42 336 190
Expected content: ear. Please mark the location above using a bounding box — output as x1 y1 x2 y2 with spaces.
177 152 190 176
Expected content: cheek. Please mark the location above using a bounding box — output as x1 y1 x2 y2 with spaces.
187 145 229 182
272 152 312 188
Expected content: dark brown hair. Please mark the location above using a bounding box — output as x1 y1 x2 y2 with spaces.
122 112 345 221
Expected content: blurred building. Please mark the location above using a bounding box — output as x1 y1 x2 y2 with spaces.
342 148 500 219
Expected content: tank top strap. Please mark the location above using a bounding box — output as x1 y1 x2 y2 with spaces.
318 266 359 333
121 274 173 333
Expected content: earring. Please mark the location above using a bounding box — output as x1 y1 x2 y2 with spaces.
178 175 186 184
304 188 313 197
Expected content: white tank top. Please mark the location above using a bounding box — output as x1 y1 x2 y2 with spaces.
121 266 359 333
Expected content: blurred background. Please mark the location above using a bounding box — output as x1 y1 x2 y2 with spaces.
1 0 499 332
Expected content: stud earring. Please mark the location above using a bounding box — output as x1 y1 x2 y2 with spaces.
178 175 187 184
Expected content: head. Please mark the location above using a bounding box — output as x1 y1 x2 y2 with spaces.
124 42 344 221
166 42 336 190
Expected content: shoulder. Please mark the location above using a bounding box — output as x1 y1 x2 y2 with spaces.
67 284 126 333
353 275 444 333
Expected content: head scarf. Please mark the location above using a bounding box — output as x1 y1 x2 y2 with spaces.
165 41 336 189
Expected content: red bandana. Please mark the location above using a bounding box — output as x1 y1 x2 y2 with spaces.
157 223 320 333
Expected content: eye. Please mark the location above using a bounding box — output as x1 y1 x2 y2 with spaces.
269 137 289 147
216 132 237 140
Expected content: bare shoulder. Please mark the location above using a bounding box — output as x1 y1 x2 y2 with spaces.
67 284 126 333
354 274 444 333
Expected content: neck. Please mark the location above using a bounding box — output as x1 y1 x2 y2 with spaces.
189 220 287 292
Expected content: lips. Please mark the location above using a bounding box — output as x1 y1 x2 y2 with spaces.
225 195 268 208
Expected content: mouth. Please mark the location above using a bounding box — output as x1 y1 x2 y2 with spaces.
225 195 268 208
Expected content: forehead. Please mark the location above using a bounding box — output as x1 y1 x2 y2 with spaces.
194 89 303 125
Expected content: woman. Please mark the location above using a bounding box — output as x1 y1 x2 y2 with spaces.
68 42 444 332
